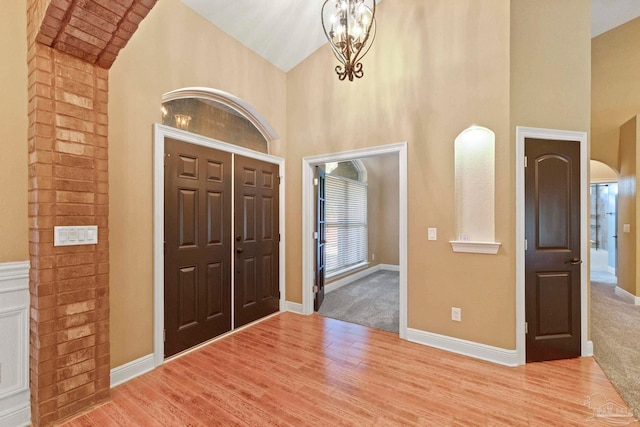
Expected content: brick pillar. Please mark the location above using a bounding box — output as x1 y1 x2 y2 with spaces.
27 42 110 427
26 0 156 424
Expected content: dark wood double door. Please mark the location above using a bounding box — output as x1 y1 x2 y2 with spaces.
164 138 280 357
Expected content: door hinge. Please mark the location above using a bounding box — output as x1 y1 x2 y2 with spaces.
278 291 281 299
524 239 528 251
313 178 318 186
278 176 282 184
524 156 528 168
278 233 281 242
163 329 166 342
525 322 528 334
313 285 318 293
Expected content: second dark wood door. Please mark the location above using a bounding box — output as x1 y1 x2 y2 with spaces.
525 137 581 362
234 154 280 327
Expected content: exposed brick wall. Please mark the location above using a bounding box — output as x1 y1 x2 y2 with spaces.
28 41 110 427
26 0 156 425
34 0 157 69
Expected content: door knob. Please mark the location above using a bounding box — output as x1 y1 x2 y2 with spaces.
567 257 582 265
236 247 243 253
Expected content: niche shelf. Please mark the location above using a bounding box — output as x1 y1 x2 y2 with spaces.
450 126 501 255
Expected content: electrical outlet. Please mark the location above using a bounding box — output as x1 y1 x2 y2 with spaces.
372 253 375 260
451 307 462 322
428 228 437 241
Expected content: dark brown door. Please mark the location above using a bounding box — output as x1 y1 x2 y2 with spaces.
234 154 280 327
164 138 232 357
315 167 326 311
525 138 581 362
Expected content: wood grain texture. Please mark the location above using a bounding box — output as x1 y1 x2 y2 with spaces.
60 313 638 426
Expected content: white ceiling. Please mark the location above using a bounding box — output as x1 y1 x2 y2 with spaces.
182 0 640 72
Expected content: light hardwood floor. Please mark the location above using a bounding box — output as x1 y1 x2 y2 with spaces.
61 313 638 426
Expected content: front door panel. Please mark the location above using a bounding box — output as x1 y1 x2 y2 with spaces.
164 138 232 357
525 138 581 362
234 154 280 327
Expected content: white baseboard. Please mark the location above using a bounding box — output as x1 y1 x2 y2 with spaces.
407 328 519 367
325 264 400 294
0 401 30 427
584 340 594 357
110 354 155 388
607 266 616 275
615 286 640 305
285 301 303 314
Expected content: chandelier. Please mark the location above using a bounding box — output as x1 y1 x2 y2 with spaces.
321 0 376 81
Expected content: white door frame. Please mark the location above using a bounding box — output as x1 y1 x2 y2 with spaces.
515 126 591 365
152 124 286 367
301 143 408 339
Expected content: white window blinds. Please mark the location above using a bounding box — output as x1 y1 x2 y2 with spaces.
325 174 368 276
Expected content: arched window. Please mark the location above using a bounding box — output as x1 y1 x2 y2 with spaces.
324 160 368 277
161 87 278 154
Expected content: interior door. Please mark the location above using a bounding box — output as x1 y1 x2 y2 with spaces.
315 166 326 311
525 138 581 362
234 154 280 327
164 138 232 357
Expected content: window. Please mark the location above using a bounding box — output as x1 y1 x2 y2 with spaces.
325 161 368 277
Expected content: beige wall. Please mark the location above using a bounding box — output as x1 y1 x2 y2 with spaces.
108 0 286 367
364 155 400 266
287 0 514 348
592 17 640 170
617 116 638 296
0 0 29 263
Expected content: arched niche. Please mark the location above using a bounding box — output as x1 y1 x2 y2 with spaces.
161 87 279 154
451 126 500 254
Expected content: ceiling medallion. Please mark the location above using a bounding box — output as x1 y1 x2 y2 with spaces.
321 0 377 81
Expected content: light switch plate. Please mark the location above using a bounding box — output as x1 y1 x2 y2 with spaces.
428 228 437 241
54 226 98 246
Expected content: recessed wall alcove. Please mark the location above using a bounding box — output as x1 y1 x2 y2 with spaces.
450 126 501 254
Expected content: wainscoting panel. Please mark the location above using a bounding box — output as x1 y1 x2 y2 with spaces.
0 261 30 427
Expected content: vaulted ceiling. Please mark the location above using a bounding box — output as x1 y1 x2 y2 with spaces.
181 0 640 72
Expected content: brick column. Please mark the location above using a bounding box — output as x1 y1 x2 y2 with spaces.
26 0 156 424
28 41 110 426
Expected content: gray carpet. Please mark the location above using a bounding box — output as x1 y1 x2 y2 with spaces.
318 270 399 333
591 273 640 419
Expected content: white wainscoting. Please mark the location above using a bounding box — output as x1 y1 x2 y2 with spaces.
0 261 30 427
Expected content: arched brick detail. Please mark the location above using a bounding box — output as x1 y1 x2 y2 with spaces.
26 0 156 425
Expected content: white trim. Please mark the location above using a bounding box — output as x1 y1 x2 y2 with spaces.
449 241 501 254
607 266 616 276
285 301 303 314
325 262 370 282
615 286 640 305
325 265 379 293
0 262 30 292
162 87 279 145
407 328 518 367
584 340 594 356
110 354 155 388
0 402 30 427
302 143 408 339
379 264 400 272
516 127 589 365
153 124 286 367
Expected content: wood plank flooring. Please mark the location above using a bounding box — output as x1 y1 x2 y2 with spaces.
61 313 638 426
